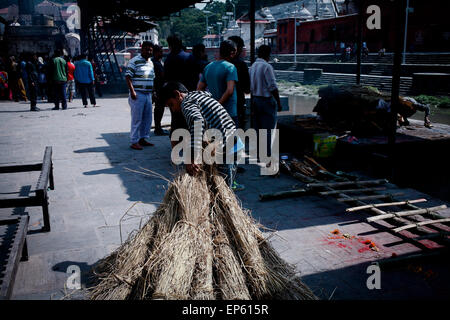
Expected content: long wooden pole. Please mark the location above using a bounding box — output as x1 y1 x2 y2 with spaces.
337 192 404 202
346 198 427 212
367 205 447 222
393 218 450 233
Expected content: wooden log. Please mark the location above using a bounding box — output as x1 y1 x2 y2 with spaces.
259 189 310 201
367 205 447 222
346 199 427 212
319 187 386 196
307 179 388 188
337 193 404 202
304 155 327 171
393 218 450 233
413 231 450 241
377 250 447 267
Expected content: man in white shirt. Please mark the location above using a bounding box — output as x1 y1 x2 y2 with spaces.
249 45 282 159
125 41 155 150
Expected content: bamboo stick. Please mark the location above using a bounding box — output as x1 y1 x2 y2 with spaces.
367 205 447 222
377 250 446 266
413 231 450 241
307 179 388 188
346 199 427 212
337 193 404 202
304 155 327 171
393 218 450 233
259 189 309 201
319 187 386 196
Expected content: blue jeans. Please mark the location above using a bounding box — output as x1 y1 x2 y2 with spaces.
128 91 152 144
218 163 237 187
54 81 67 109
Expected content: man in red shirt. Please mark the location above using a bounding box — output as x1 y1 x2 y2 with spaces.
65 56 76 102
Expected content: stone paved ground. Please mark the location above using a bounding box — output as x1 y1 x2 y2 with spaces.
1 97 449 300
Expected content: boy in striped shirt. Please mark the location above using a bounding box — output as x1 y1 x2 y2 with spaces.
125 41 155 150
160 81 245 190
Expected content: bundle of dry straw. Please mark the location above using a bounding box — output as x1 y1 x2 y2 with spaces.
89 167 317 300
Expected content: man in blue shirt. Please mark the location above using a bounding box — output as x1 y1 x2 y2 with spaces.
164 35 197 91
74 54 96 108
197 40 239 126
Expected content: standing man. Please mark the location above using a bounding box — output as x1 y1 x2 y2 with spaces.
229 36 251 129
65 56 76 102
125 41 155 150
249 45 282 163
26 53 39 111
74 54 96 108
152 44 168 136
51 49 68 110
197 40 239 125
164 35 197 91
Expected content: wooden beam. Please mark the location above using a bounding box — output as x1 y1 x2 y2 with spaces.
393 218 450 233
259 189 309 201
337 193 404 202
319 187 386 196
0 163 42 174
307 179 388 188
367 205 447 222
346 198 427 212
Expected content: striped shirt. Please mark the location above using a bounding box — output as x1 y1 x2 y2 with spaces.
126 54 155 93
181 91 236 158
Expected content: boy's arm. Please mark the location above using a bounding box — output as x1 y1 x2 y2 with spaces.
218 80 235 105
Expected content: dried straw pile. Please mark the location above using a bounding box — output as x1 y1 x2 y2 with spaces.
89 168 317 300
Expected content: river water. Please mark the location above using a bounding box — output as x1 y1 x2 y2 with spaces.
280 94 450 125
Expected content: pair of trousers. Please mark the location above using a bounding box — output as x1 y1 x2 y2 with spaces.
53 81 67 109
28 82 37 108
217 163 237 187
78 82 96 106
252 96 277 158
129 91 152 144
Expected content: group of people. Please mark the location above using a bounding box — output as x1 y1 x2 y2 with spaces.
126 35 282 190
339 42 370 61
0 51 104 111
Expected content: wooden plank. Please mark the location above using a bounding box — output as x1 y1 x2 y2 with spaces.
0 215 29 300
346 199 427 212
413 231 450 241
0 163 42 174
36 146 52 191
367 205 447 222
377 250 447 267
0 196 41 208
259 189 310 201
319 187 386 196
337 193 404 202
393 218 450 233
307 179 388 188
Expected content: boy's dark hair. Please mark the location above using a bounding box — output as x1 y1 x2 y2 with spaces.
159 81 188 104
228 36 244 50
257 44 271 59
219 40 237 58
141 41 154 49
